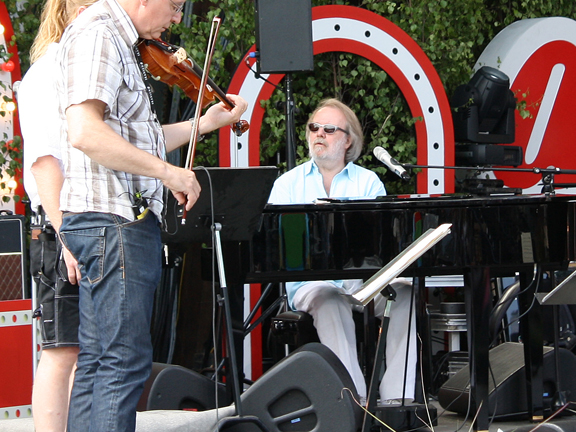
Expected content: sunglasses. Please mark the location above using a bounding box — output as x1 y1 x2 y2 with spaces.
308 122 350 135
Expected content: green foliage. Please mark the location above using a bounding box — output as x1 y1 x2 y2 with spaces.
170 0 576 193
4 0 44 73
5 0 576 194
0 0 29 204
170 1 258 166
0 134 22 203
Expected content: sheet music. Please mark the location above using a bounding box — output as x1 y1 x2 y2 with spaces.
351 223 452 306
536 268 576 305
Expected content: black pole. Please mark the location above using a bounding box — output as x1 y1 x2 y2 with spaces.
212 224 269 431
285 73 296 170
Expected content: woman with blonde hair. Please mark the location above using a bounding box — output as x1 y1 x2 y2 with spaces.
20 0 97 430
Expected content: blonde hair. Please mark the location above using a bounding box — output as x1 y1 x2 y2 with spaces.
305 98 364 163
30 0 98 63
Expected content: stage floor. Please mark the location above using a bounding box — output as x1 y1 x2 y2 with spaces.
2 400 576 432
422 400 576 432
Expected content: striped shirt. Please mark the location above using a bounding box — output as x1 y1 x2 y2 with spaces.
55 0 165 222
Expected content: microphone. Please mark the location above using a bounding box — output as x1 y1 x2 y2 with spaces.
373 146 410 181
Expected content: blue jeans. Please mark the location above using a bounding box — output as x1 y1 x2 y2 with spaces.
60 211 162 432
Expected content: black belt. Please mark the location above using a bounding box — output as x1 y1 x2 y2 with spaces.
31 227 56 242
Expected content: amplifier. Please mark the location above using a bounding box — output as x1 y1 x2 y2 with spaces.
0 214 27 300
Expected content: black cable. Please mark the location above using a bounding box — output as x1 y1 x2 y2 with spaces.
488 267 541 348
495 267 543 345
430 351 452 385
488 359 498 428
192 166 220 410
244 56 283 90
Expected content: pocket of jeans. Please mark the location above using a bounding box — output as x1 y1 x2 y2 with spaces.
29 238 42 276
54 289 79 339
39 299 55 343
60 227 105 284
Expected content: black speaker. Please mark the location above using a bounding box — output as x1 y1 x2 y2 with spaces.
0 214 27 300
225 343 362 432
254 0 314 74
138 362 230 411
438 342 576 419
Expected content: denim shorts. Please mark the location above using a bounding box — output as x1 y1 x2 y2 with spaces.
30 226 79 348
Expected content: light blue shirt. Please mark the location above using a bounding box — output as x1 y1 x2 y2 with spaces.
267 160 387 307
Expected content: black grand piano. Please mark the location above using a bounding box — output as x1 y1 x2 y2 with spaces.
242 193 576 431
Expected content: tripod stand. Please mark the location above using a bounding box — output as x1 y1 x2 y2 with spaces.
162 167 278 430
211 223 269 431
349 224 452 431
361 285 397 432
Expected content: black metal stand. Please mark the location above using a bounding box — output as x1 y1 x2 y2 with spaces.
362 285 434 432
403 162 576 195
161 168 279 431
552 304 569 411
212 223 270 432
285 73 296 170
362 286 396 432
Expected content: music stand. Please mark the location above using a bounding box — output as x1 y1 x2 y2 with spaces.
350 224 452 432
163 166 278 431
536 269 576 306
162 166 279 243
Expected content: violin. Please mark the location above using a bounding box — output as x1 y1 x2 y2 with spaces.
137 38 249 136
139 18 245 225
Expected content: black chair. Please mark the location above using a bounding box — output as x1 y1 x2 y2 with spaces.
269 304 376 377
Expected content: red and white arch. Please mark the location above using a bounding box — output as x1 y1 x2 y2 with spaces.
221 5 456 381
219 5 455 194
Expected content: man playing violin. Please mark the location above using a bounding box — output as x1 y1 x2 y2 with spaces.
53 0 247 430
268 98 416 405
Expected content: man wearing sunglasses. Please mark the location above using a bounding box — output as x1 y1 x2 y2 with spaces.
268 98 416 405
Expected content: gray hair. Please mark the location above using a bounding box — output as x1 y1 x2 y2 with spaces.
305 98 364 163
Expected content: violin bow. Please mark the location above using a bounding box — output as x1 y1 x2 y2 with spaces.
182 16 222 224
184 16 221 171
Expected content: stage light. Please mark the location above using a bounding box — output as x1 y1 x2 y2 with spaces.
451 66 522 167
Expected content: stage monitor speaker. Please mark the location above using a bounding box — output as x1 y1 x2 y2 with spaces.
138 362 230 412
438 342 576 419
228 342 361 432
0 214 27 300
254 0 314 74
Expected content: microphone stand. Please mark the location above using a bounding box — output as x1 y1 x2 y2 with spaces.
395 160 576 419
399 163 576 195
